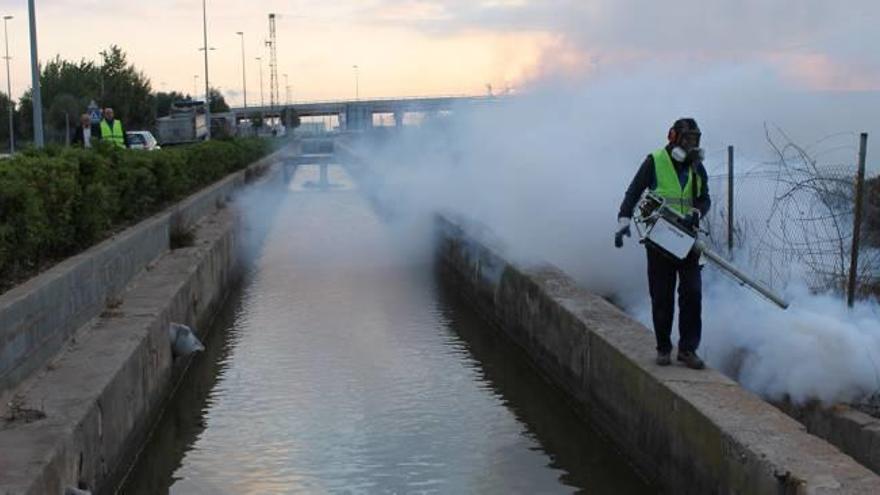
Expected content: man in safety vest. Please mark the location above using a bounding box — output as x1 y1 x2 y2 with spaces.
614 118 711 369
98 107 129 148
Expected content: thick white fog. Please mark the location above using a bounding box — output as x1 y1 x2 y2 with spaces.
356 61 880 405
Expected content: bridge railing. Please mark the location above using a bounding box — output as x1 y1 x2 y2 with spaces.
231 94 495 111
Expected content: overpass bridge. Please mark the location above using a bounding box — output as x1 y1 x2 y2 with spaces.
231 95 495 130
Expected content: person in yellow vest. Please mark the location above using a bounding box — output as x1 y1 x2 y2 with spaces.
615 118 711 369
98 107 129 148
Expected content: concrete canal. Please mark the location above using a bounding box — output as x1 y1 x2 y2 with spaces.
120 163 652 494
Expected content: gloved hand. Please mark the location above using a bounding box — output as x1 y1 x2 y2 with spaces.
682 211 700 231
614 217 631 248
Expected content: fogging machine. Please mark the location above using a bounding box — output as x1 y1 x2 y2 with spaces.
631 191 789 309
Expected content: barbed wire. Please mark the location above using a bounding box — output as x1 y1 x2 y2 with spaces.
701 125 877 299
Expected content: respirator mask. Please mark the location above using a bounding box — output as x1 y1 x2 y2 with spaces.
670 127 703 163
670 145 705 163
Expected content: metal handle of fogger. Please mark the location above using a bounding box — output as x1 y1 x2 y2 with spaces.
633 191 789 310
693 240 789 309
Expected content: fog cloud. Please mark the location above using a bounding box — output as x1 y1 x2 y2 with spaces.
357 58 880 405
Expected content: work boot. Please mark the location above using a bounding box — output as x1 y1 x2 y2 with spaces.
677 350 705 370
655 351 671 366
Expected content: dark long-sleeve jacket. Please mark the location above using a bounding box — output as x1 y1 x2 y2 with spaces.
617 144 711 219
71 123 100 148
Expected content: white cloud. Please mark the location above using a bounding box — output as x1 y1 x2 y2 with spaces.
0 1 876 101
358 0 880 89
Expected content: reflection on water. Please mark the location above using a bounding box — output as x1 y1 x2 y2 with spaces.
121 165 653 494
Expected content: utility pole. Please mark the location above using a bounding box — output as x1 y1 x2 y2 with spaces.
283 73 289 105
353 64 359 100
255 56 264 107
193 74 198 99
27 0 42 148
98 49 108 103
266 13 278 117
201 0 211 139
3 15 14 154
236 31 246 108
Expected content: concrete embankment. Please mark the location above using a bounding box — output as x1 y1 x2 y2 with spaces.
779 401 880 478
0 149 284 398
0 148 289 494
435 214 880 494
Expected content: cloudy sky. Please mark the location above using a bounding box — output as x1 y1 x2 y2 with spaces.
0 1 877 104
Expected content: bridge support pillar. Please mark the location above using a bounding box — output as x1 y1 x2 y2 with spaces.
344 104 373 131
394 111 404 127
319 163 329 188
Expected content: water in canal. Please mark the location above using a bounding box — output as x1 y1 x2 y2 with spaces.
121 164 653 494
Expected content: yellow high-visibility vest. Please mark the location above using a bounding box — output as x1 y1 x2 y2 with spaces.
651 147 701 215
99 119 125 148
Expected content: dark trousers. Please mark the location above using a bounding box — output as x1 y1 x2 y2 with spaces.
646 246 702 354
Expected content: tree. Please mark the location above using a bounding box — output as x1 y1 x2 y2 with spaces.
208 88 229 113
17 90 36 142
0 92 19 151
47 93 80 143
17 45 155 142
97 46 154 129
155 91 189 117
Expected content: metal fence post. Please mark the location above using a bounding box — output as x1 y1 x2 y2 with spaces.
847 133 868 307
727 145 734 255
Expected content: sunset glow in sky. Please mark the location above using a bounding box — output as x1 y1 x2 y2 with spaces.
0 1 876 105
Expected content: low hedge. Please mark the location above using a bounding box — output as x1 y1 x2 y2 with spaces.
0 138 272 287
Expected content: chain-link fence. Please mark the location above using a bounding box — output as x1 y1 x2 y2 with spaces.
700 131 877 303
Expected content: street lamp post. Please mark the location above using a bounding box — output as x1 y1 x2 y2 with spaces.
3 15 14 154
193 74 198 99
201 0 211 139
236 31 246 109
98 49 107 101
256 56 264 107
197 47 215 98
352 64 359 100
27 0 42 148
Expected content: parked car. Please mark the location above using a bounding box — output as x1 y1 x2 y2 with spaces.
127 131 161 150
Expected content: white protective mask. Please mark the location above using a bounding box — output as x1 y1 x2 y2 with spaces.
670 146 687 162
671 146 705 163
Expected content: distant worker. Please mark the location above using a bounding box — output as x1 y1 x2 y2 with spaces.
71 113 97 149
615 118 711 369
98 107 128 148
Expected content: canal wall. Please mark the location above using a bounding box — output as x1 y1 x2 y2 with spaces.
0 148 285 399
0 148 289 495
778 401 880 478
435 213 880 494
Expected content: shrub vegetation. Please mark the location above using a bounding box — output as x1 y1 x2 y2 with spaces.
0 138 271 288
